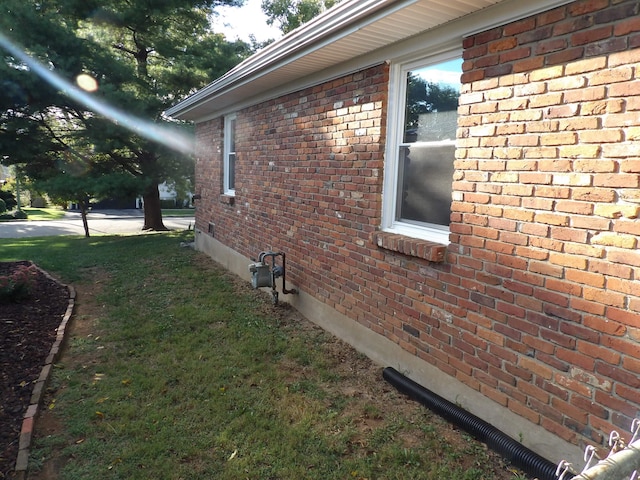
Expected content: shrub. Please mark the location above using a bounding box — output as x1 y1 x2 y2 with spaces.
0 209 28 221
0 188 17 210
13 209 28 219
0 263 39 303
0 198 6 214
160 199 178 209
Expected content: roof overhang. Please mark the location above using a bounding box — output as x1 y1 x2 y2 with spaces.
166 0 573 122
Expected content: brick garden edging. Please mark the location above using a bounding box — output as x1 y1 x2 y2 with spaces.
13 266 75 480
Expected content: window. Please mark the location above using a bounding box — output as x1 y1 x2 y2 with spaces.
382 54 462 245
223 113 236 195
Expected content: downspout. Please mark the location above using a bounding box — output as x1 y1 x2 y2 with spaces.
383 367 558 480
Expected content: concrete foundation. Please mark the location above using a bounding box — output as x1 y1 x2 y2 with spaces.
195 228 584 467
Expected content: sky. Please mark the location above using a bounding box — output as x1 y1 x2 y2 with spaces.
417 59 463 89
211 0 283 43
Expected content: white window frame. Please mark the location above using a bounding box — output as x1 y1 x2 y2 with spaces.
223 113 237 196
381 49 462 246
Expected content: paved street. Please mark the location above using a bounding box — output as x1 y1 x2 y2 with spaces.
0 210 194 238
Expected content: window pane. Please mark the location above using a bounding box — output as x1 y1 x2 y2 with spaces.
228 153 235 190
228 117 236 190
224 114 236 194
229 118 236 151
397 59 461 227
397 142 455 225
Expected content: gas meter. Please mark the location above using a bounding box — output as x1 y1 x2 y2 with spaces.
248 251 297 305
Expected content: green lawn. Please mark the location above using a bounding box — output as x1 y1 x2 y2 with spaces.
1 232 525 480
17 207 67 220
0 207 194 221
160 208 195 217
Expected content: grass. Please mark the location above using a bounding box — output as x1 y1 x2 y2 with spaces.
161 208 195 217
0 207 193 222
0 232 524 480
18 207 67 220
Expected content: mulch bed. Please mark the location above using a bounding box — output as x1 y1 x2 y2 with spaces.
0 262 70 479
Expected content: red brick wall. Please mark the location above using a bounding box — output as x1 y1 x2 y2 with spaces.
458 0 640 447
194 0 640 452
194 117 223 235
195 65 388 288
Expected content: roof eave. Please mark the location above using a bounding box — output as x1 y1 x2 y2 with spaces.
166 0 574 121
165 0 417 120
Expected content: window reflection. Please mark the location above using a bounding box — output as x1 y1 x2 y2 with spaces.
396 60 461 227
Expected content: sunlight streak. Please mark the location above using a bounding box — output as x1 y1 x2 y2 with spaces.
0 32 194 155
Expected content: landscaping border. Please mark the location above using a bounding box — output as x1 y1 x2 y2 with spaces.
13 266 75 480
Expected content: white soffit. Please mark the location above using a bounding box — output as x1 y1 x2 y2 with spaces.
166 0 571 121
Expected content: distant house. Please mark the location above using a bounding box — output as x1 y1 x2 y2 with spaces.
78 183 190 210
0 165 10 183
167 0 640 467
133 183 193 209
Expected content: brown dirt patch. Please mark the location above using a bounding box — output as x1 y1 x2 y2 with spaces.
25 276 104 480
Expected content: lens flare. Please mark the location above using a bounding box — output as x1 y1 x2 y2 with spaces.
0 32 193 155
76 73 98 92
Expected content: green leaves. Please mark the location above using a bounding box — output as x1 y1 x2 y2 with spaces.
261 0 338 34
1 0 252 227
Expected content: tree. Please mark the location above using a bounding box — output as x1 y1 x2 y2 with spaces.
405 73 459 131
261 0 338 34
32 149 144 236
1 0 252 230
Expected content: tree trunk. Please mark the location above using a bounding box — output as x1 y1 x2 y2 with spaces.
79 199 90 238
142 183 168 231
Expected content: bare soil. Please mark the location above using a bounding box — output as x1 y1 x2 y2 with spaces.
1 260 525 480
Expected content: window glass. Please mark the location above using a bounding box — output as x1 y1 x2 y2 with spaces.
224 114 236 194
396 59 461 228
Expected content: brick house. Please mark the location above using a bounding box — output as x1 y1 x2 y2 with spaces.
167 0 640 467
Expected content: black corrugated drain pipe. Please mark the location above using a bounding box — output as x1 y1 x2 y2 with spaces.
383 367 558 480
